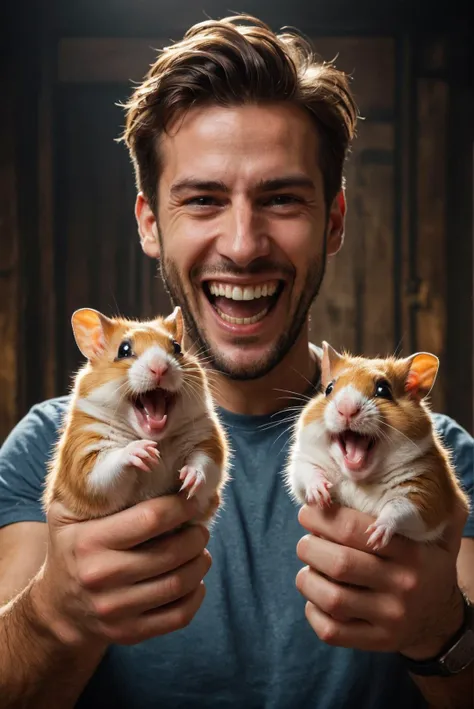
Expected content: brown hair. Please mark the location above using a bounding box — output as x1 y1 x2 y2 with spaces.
120 15 358 213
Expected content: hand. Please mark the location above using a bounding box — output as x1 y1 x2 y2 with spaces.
31 494 210 647
296 503 467 658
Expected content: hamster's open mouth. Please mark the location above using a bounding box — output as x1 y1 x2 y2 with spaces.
131 388 175 435
335 431 378 474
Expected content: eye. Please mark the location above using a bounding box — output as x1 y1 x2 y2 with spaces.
117 340 133 360
185 196 220 207
265 194 302 207
325 381 334 396
374 380 392 400
172 340 182 357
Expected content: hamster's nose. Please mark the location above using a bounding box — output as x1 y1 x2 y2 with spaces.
149 363 168 381
336 399 361 421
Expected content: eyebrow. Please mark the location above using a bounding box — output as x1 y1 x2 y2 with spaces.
169 174 316 196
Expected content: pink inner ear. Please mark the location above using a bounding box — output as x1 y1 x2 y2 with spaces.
405 371 420 394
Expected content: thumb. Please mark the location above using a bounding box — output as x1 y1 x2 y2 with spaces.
442 501 468 554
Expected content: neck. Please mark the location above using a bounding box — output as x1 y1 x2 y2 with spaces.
203 324 320 416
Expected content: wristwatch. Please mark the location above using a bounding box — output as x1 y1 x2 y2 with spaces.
401 591 474 677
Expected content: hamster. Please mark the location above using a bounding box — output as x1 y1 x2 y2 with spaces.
285 341 469 551
43 306 229 524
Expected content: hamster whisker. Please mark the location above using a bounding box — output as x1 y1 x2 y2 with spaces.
273 387 312 403
374 417 423 453
289 365 320 392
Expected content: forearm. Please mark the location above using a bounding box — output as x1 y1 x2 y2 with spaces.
410 668 473 709
0 578 106 709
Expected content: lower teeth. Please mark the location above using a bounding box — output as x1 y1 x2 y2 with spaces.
215 306 269 325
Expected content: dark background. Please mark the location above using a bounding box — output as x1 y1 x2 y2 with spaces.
1 0 473 442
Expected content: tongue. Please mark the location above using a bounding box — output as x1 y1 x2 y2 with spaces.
213 295 273 318
343 432 371 471
140 391 167 432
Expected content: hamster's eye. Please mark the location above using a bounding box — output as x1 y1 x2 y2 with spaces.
117 340 133 360
172 340 182 357
374 380 392 400
325 381 334 396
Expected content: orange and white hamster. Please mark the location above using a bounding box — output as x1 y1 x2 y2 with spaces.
43 306 229 523
285 342 469 551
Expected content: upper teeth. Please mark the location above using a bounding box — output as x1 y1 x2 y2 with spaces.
208 281 278 300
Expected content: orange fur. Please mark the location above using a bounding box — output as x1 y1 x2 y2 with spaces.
43 307 229 521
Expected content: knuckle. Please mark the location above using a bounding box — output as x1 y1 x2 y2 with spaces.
101 623 135 645
331 552 352 581
387 601 405 625
91 596 115 620
340 517 358 545
77 561 103 590
318 619 338 645
325 588 344 614
137 507 162 535
163 572 187 601
399 571 419 595
296 535 311 562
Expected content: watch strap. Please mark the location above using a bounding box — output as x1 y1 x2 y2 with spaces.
400 592 474 677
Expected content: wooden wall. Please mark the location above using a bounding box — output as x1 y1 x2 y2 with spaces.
1 2 473 442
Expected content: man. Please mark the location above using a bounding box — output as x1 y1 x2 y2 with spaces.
0 14 473 709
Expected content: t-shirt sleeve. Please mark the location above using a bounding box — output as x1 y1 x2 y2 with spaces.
433 413 474 537
0 398 68 529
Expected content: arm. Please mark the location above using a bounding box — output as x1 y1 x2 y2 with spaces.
407 537 474 709
0 496 210 709
0 522 105 709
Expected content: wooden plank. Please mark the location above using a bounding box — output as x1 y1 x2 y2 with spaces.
38 35 57 401
58 38 167 83
310 38 395 360
311 37 395 117
414 77 448 414
0 71 19 442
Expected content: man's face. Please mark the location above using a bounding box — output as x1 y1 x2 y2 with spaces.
136 103 344 380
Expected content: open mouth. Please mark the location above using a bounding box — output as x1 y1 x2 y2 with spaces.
335 431 378 474
203 279 284 326
131 389 175 435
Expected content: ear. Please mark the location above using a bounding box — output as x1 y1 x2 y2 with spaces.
71 308 115 361
164 306 183 344
403 352 439 400
135 192 160 259
321 341 344 388
326 190 346 257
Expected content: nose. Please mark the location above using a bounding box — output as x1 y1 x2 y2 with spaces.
216 197 271 268
336 398 361 421
149 363 168 380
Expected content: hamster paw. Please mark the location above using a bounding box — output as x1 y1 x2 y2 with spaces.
305 475 333 508
365 521 394 552
179 465 206 498
124 440 160 473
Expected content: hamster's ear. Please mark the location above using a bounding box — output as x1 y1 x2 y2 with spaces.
402 352 439 400
321 341 344 388
71 309 115 360
163 306 183 344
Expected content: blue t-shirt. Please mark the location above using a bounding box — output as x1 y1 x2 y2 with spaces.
0 396 473 709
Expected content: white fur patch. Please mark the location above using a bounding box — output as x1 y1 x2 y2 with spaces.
128 345 182 394
88 447 133 493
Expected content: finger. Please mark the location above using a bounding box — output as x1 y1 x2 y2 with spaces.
102 584 206 645
95 552 211 621
83 524 210 589
298 504 407 558
440 503 468 553
91 495 201 550
296 566 400 626
304 601 388 652
296 534 390 591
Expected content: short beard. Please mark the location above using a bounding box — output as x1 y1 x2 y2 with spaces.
158 235 327 381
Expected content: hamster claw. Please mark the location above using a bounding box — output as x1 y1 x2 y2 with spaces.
179 465 206 498
365 522 393 551
125 440 160 473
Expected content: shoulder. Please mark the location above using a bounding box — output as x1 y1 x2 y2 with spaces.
1 396 70 456
0 396 71 528
432 413 474 536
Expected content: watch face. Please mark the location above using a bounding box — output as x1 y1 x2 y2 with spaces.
443 629 474 674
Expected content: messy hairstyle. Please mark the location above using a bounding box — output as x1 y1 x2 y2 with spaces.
120 15 358 213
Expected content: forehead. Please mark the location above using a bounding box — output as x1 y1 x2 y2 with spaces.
159 103 322 188
335 361 395 388
109 324 171 351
